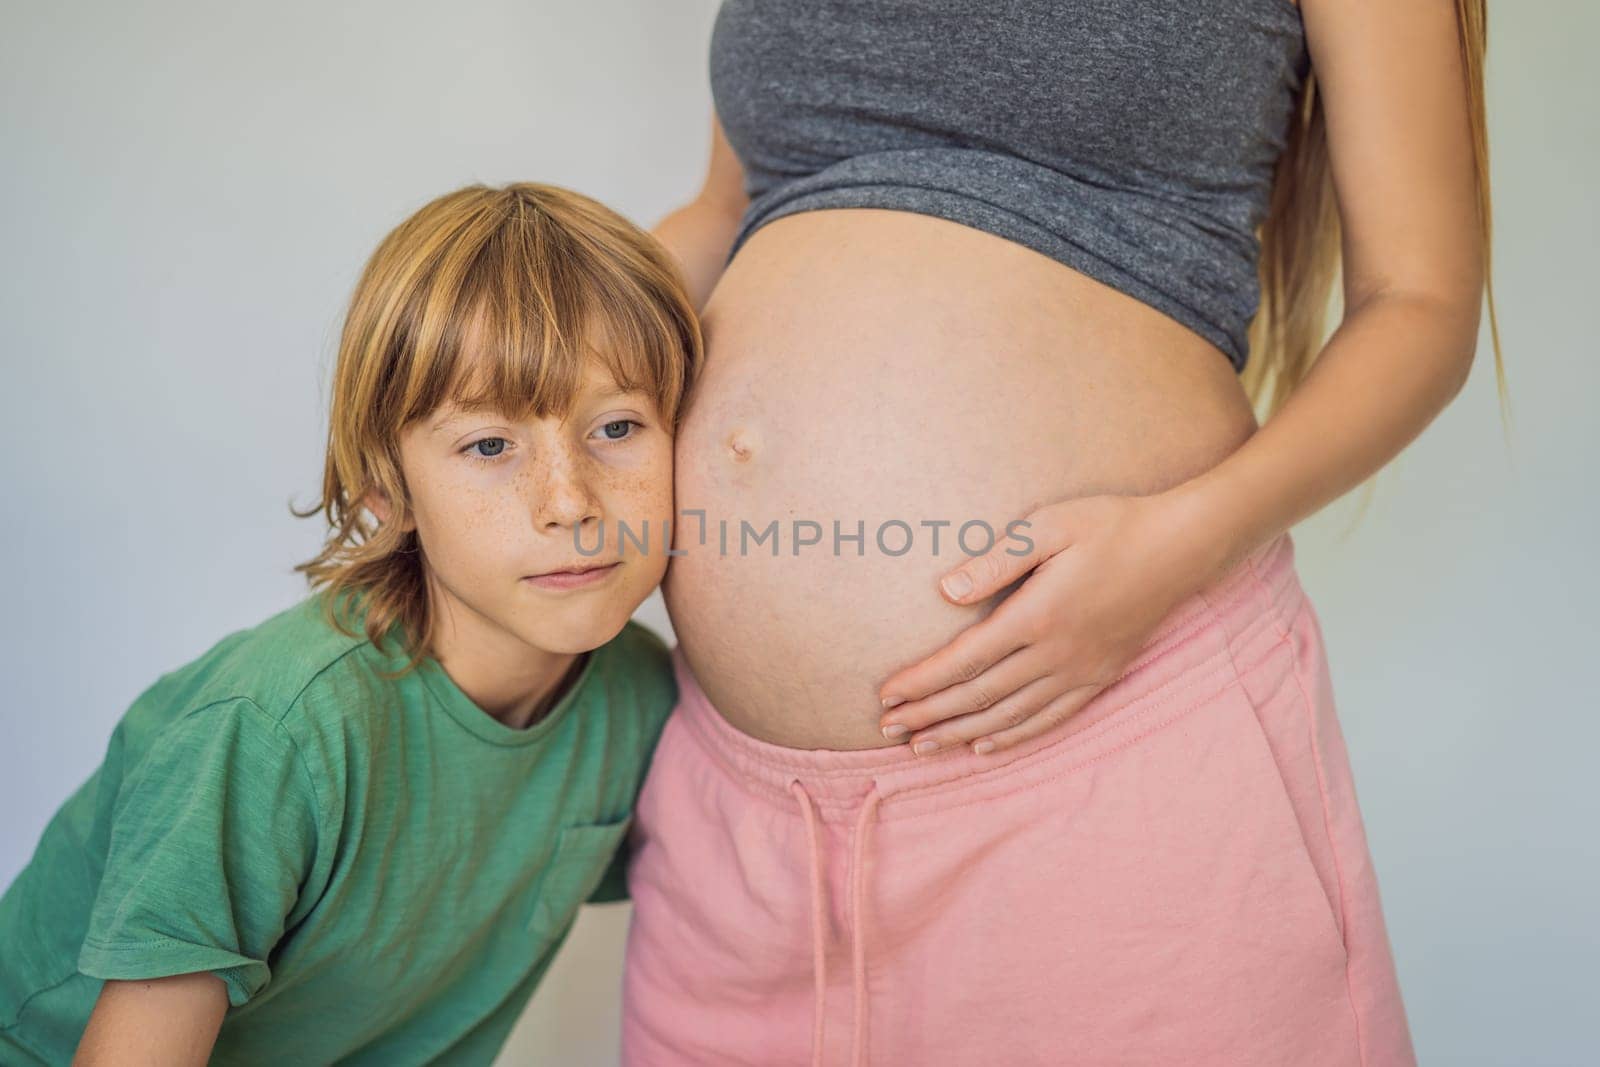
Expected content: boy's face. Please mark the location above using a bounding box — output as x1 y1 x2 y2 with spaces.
372 358 674 659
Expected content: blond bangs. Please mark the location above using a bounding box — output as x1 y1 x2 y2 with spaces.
394 193 692 432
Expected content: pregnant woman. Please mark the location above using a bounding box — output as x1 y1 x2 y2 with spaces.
624 1 1502 1064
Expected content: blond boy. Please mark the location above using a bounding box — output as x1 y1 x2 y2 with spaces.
0 182 701 1065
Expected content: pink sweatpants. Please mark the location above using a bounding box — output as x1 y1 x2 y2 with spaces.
620 531 1416 1066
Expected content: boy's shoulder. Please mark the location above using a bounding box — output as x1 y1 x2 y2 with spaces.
123 598 677 750
121 591 379 736
595 616 673 685
589 617 678 720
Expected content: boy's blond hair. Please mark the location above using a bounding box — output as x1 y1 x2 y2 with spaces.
291 182 703 673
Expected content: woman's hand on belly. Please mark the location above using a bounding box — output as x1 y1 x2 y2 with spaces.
876 490 1228 756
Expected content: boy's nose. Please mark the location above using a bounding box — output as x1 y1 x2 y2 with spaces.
535 462 604 530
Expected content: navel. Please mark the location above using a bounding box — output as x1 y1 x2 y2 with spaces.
725 425 760 462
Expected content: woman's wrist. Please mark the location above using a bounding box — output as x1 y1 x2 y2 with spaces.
1154 465 1276 592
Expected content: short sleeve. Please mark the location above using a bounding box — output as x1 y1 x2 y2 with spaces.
77 698 322 1008
585 831 632 905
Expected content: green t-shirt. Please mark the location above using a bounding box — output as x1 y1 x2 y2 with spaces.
0 591 677 1065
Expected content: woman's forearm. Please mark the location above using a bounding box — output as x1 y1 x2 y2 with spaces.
651 197 744 315
1168 288 1483 583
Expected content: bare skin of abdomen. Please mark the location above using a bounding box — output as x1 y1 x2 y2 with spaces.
662 208 1260 750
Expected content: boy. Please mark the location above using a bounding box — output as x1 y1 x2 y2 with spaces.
0 181 702 1064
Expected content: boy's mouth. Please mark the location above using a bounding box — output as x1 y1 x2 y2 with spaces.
530 560 621 577
523 561 623 590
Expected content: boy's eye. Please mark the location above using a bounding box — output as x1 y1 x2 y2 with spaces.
597 419 642 441
463 437 509 463
460 422 641 464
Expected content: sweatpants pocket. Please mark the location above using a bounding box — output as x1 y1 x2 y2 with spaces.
1219 673 1351 969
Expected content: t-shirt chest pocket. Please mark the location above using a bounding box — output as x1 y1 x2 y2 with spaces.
526 814 634 937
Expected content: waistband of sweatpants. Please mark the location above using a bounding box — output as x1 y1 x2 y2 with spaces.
670 528 1306 817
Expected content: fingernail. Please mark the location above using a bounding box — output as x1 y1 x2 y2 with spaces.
941 573 973 599
882 723 909 740
881 695 904 710
913 739 939 756
973 740 996 756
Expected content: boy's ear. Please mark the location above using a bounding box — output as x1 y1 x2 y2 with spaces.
362 489 415 533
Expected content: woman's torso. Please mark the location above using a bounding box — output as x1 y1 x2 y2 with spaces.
663 0 1307 750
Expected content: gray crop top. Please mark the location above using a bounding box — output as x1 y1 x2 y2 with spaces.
709 0 1310 372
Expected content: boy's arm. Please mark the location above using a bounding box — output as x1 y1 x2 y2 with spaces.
585 830 633 905
77 697 324 1009
72 974 228 1067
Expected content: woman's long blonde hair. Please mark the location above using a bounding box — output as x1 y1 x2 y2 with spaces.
289 182 703 673
1244 0 1508 510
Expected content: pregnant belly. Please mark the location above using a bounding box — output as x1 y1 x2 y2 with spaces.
663 208 1259 750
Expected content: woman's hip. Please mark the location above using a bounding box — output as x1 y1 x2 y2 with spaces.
621 530 1415 1065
